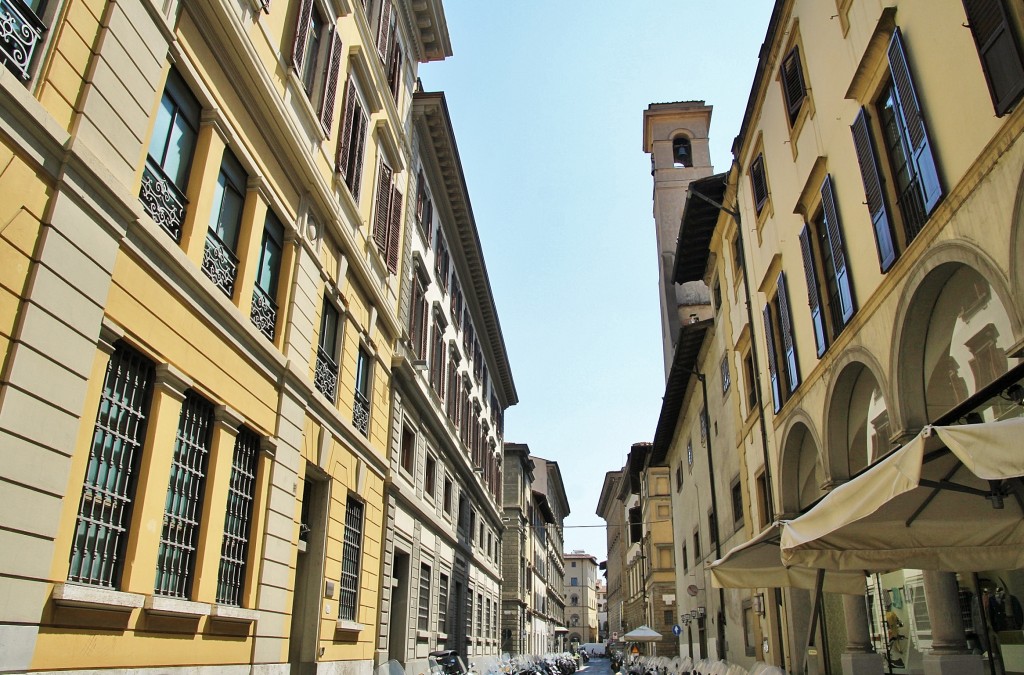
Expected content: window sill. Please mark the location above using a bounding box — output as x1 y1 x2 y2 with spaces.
51 582 145 612
145 595 212 618
211 604 260 623
437 631 449 641
286 69 328 143
336 618 365 634
417 629 431 640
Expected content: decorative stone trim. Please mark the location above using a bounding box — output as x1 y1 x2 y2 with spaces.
210 604 260 623
154 363 192 400
51 583 145 611
336 618 365 634
97 318 126 356
214 404 245 431
144 595 212 618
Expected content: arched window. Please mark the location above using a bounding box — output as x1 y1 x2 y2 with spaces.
673 136 693 167
571 594 579 606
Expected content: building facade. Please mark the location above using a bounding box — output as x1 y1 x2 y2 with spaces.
646 1 1024 674
597 471 625 643
0 1 516 675
564 551 600 646
376 90 515 671
596 577 608 642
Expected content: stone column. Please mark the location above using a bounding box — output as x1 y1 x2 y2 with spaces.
841 594 884 675
922 571 984 675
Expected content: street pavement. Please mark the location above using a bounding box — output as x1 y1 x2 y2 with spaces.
579 657 613 675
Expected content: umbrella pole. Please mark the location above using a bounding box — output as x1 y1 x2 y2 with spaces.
802 568 825 675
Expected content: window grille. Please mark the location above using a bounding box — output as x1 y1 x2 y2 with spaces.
418 563 431 631
155 391 213 598
216 427 260 606
339 496 363 620
438 572 449 632
68 345 155 588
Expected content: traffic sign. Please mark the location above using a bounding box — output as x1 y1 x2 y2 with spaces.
672 624 682 636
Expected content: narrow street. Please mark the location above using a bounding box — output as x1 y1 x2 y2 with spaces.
579 657 612 675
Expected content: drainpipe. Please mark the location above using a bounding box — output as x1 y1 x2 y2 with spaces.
694 370 727 660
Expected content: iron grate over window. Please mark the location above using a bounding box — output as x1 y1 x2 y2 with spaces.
68 344 155 588
339 496 363 620
155 391 213 598
216 427 260 606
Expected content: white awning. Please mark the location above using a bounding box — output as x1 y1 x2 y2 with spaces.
781 417 1024 572
622 625 661 641
708 522 865 595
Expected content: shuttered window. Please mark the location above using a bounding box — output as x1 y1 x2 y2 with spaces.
373 160 392 257
777 272 800 395
337 81 367 201
781 46 807 125
763 272 800 412
799 223 828 357
962 0 1024 115
750 153 769 214
850 109 897 271
292 1 342 134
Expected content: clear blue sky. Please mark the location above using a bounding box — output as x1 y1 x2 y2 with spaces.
420 2 775 561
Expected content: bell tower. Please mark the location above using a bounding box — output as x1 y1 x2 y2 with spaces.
642 101 715 376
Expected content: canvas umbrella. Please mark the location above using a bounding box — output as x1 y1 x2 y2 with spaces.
708 521 865 594
623 625 662 655
781 417 1024 572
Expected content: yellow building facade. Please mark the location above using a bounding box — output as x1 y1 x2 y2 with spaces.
0 0 450 673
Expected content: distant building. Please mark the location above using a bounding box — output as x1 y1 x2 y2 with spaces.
564 551 600 645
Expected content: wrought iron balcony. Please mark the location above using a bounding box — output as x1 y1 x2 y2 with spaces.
353 390 370 436
140 158 188 242
0 0 44 81
897 176 927 244
315 346 339 402
202 230 239 298
250 286 277 341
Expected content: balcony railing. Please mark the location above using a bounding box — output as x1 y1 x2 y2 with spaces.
0 0 44 81
897 175 928 244
202 230 239 298
250 286 277 341
140 158 188 242
314 346 338 402
353 390 370 436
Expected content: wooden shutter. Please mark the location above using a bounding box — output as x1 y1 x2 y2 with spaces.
762 304 782 413
888 28 942 214
777 272 800 394
820 174 855 325
963 0 1024 115
351 111 367 202
374 161 392 254
798 224 827 358
387 41 403 101
415 170 425 223
850 108 896 272
319 28 343 135
386 185 402 274
291 0 314 69
376 0 392 62
337 82 356 176
750 154 768 213
781 46 806 124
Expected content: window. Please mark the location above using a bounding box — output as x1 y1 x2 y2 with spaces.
708 508 719 550
399 424 415 475
353 346 372 435
156 391 214 598
780 46 807 126
749 153 769 215
713 277 722 312
799 174 856 357
731 478 745 531
204 150 247 298
445 352 460 421
665 610 675 625
720 355 731 394
571 594 579 606
743 601 757 657
142 68 199 242
415 169 434 239
450 276 464 330
429 315 445 396
962 0 1024 116
571 577 579 586
315 297 340 402
435 234 450 291
0 0 46 81
373 160 402 274
681 542 688 572
336 80 368 201
628 506 642 544
418 563 432 631
339 496 363 620
687 439 693 468
755 471 771 531
409 267 428 360
438 572 449 632
291 0 342 134
217 428 260 606
851 28 942 272
443 475 453 514
672 136 693 167
251 211 284 341
675 462 683 492
693 528 701 562
763 272 800 413
373 0 403 102
658 545 673 569
743 351 758 415
68 344 154 588
424 453 436 499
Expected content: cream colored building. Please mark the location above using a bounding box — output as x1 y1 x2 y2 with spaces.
649 1 1024 674
564 551 600 645
0 0 454 673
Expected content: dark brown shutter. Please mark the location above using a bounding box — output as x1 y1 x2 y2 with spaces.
820 174 855 325
963 0 1024 115
799 224 827 358
291 0 314 69
781 46 806 124
762 304 781 413
750 154 768 213
888 28 942 213
351 110 367 202
374 161 392 254
850 108 896 272
376 0 392 62
387 42 403 101
415 170 425 223
386 185 402 274
319 29 343 135
337 81 356 175
777 272 799 393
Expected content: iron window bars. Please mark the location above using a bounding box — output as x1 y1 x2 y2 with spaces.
339 496 363 620
216 427 260 606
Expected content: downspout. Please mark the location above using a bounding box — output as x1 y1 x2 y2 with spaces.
695 371 727 661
